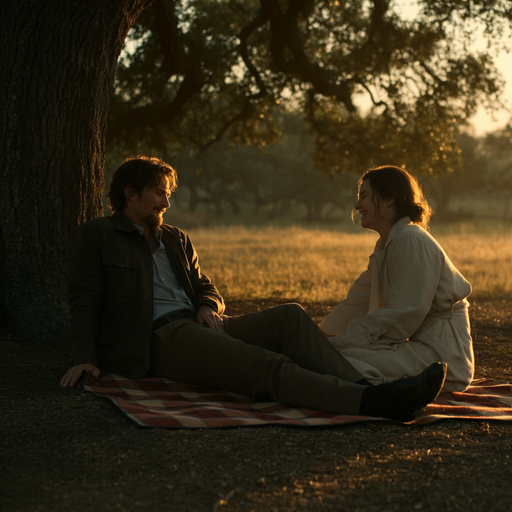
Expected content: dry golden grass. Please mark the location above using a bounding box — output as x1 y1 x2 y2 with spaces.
437 232 512 300
189 225 512 303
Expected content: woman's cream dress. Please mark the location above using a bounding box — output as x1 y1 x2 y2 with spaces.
320 217 474 391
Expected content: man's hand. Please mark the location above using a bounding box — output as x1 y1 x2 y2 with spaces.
60 364 100 388
196 305 225 330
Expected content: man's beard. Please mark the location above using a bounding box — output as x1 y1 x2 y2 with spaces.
143 210 164 228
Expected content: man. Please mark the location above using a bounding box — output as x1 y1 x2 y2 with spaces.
61 156 447 421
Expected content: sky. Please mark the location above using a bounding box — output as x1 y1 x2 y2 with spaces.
394 0 512 136
469 49 512 135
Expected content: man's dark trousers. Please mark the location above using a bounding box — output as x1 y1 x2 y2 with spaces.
150 303 366 415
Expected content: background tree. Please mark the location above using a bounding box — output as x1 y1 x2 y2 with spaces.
420 132 491 220
1 0 511 341
482 123 512 220
166 111 365 222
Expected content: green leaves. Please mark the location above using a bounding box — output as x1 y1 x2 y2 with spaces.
107 0 510 176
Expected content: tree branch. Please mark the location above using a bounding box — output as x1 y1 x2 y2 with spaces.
107 0 206 144
420 61 447 87
198 101 254 154
349 0 392 72
357 79 388 110
239 10 270 99
106 71 203 143
259 0 355 112
150 0 185 75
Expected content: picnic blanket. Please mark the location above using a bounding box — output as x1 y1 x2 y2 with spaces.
83 373 512 428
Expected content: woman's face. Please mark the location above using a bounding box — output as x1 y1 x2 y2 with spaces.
354 179 395 235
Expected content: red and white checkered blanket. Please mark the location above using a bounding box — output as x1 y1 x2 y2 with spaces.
83 374 512 428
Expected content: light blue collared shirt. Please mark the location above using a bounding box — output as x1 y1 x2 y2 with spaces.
134 225 195 321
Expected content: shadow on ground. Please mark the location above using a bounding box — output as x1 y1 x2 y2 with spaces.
1 299 511 512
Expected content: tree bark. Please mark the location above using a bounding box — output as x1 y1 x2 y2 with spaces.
0 0 153 341
503 195 510 222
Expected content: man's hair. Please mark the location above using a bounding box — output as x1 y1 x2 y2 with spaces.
107 156 178 213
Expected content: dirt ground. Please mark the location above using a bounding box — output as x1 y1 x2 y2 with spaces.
1 299 512 512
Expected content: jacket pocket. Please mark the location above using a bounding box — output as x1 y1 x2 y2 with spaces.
102 253 140 303
97 333 117 346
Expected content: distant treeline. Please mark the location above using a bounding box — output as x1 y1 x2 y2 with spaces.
106 113 512 223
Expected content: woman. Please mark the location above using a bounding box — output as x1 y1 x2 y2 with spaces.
319 165 474 391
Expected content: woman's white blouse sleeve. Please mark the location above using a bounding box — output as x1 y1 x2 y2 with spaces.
344 233 443 345
319 267 371 336
321 232 447 345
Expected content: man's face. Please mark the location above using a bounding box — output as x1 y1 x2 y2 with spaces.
124 178 171 230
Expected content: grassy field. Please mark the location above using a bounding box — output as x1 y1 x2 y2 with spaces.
189 223 512 303
3 223 512 512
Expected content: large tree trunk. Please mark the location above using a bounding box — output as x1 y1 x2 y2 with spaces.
503 197 510 222
0 0 152 341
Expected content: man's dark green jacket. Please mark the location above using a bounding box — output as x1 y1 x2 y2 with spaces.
67 210 225 378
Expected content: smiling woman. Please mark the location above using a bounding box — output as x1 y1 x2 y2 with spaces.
354 180 395 242
320 166 474 392
354 166 432 242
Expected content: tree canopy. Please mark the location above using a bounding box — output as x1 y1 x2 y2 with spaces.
108 0 511 174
